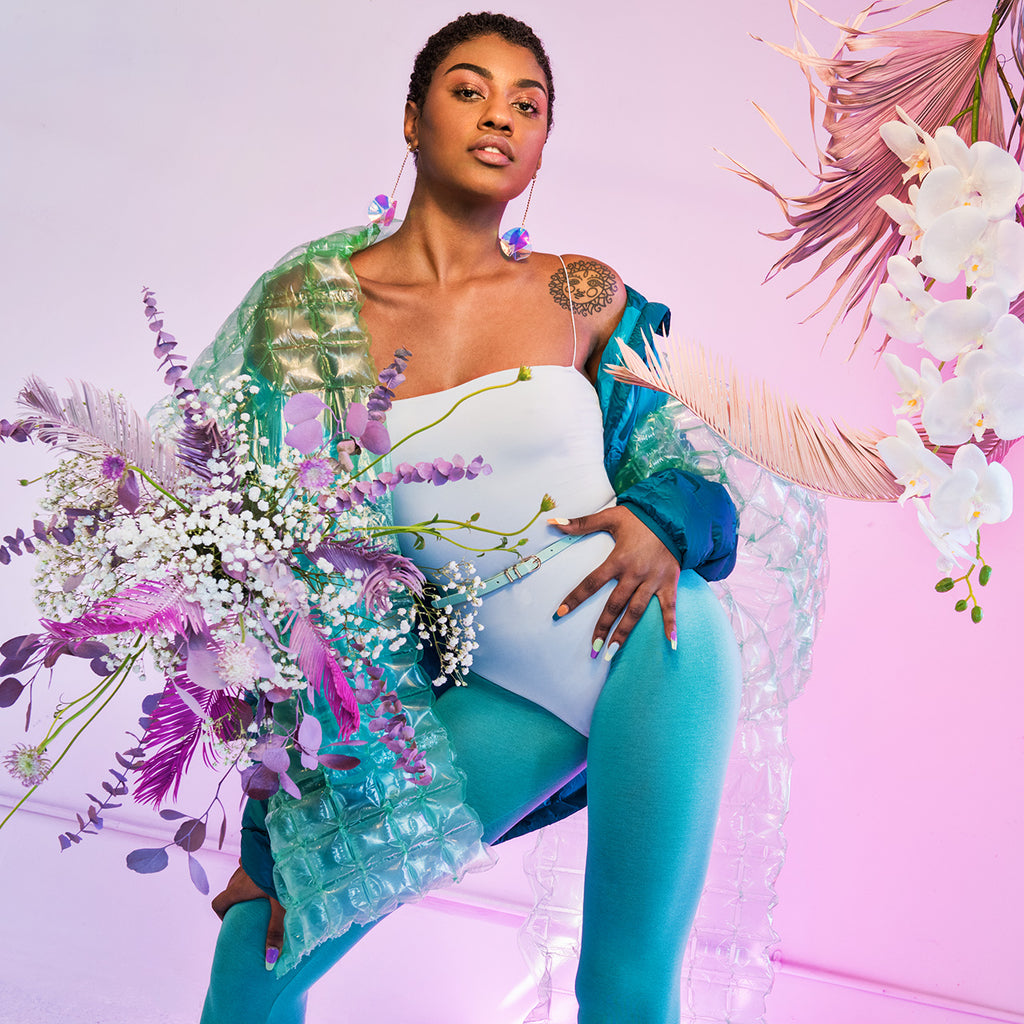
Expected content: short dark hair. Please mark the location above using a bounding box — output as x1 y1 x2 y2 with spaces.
407 12 555 133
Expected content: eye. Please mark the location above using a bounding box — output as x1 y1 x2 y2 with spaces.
514 99 541 117
453 86 482 101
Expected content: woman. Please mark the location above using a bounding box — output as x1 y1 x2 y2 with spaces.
202 13 741 1023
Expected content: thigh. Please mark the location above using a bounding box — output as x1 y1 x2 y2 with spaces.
432 672 589 843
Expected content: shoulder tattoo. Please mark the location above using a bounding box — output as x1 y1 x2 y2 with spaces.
548 259 618 317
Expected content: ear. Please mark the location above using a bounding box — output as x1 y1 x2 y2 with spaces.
404 101 420 151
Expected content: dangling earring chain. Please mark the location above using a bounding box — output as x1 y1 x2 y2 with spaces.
500 176 536 261
368 142 414 227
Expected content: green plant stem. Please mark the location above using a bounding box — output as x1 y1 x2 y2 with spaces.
128 466 190 511
40 647 142 748
0 662 134 833
972 3 1008 143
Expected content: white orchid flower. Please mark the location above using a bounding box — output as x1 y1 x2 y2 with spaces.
919 284 1009 362
927 129 1024 220
880 119 933 182
929 443 1013 531
877 188 925 256
919 209 1024 292
911 497 975 571
883 353 942 415
925 347 1024 443
871 256 937 343
876 419 951 504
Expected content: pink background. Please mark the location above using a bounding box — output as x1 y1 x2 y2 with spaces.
0 1 1022 1021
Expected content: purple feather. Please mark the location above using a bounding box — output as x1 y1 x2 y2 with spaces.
288 613 359 739
308 538 424 614
42 578 208 641
135 668 236 804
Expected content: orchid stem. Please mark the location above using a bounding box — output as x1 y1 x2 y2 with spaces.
350 374 528 483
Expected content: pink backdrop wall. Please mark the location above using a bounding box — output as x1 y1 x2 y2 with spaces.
0 1 1021 1021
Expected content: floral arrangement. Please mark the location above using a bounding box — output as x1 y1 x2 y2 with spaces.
716 0 1024 619
0 290 545 890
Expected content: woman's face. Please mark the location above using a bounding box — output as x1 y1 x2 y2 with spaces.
406 34 549 205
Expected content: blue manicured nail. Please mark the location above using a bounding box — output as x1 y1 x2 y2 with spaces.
553 603 569 621
590 638 604 659
603 640 620 663
265 947 279 970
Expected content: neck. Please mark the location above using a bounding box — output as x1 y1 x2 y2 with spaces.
387 182 512 283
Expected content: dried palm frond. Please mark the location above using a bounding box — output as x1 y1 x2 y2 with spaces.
608 337 902 501
19 376 180 487
722 0 1007 354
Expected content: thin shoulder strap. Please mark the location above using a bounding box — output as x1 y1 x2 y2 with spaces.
557 254 578 368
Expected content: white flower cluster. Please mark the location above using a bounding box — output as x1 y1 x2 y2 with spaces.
418 561 483 685
873 108 1022 570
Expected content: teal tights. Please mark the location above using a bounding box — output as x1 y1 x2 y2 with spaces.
201 571 741 1023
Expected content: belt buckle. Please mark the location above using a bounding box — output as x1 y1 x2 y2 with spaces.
502 553 542 584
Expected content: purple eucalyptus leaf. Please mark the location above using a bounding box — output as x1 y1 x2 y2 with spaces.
69 640 108 659
360 420 391 455
345 403 368 437
141 692 164 715
283 420 324 455
278 769 301 799
282 392 328 425
218 812 227 850
58 834 71 851
239 764 279 801
62 573 85 593
261 746 291 774
0 635 36 658
0 548 9 566
117 471 140 513
185 638 226 691
89 657 112 677
296 713 322 754
317 753 361 771
173 818 206 852
0 678 26 708
126 847 169 874
188 853 210 895
159 808 187 820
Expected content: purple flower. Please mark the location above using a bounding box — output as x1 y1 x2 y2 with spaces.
297 458 336 491
3 743 51 787
101 454 127 481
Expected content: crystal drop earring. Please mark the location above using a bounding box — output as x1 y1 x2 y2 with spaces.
500 176 536 261
368 142 414 227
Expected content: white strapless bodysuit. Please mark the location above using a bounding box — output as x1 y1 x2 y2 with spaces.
386 364 618 736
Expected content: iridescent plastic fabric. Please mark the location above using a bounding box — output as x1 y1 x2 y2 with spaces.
519 406 828 1023
188 225 490 972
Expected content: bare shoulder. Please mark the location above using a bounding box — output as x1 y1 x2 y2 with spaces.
538 253 625 320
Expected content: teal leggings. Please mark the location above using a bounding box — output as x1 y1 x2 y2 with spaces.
201 571 741 1023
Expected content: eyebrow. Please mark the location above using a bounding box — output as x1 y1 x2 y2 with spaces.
444 62 548 96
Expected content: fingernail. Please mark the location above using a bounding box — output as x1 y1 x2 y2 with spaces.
265 948 279 970
590 637 604 659
553 603 569 621
547 517 570 526
670 629 677 652
603 640 620 662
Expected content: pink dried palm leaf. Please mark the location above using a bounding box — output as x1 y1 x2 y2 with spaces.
724 0 1007 353
288 612 359 740
18 377 181 487
607 336 903 501
42 577 208 641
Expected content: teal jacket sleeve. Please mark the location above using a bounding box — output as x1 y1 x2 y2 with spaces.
596 286 738 581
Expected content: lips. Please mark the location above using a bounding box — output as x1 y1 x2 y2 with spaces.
471 135 514 165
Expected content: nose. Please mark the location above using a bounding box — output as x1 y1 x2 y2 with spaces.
479 100 513 134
